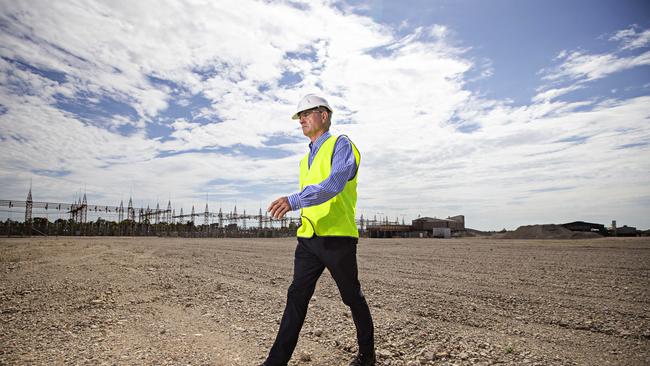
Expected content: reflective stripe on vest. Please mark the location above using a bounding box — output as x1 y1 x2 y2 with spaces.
297 135 360 238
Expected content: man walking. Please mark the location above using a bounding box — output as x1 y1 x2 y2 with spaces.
263 94 375 366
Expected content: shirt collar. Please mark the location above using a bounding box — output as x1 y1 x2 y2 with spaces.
309 131 331 154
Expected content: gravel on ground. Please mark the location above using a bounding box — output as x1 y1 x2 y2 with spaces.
1 236 649 366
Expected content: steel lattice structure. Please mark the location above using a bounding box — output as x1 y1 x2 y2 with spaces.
0 187 390 237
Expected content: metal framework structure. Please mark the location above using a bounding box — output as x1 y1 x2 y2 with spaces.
0 187 394 237
1 199 302 226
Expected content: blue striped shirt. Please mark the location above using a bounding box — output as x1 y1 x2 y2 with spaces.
287 132 357 210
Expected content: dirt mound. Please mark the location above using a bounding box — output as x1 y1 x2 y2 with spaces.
497 224 603 239
461 228 495 237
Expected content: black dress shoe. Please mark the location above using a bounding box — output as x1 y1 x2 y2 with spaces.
348 351 376 366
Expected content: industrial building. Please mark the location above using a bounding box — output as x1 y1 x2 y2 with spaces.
367 215 465 238
613 225 638 236
412 215 465 231
561 220 642 237
561 221 607 235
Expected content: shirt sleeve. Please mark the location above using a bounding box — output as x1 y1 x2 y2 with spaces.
288 136 357 210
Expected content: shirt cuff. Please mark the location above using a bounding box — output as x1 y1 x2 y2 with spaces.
287 193 302 211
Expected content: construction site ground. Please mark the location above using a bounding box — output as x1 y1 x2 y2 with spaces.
1 236 648 366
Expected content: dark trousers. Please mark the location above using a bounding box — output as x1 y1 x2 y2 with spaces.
265 235 374 365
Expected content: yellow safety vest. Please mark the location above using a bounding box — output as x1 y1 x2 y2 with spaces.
297 135 361 238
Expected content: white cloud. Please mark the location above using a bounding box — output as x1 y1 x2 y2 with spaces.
535 26 650 103
430 24 448 39
532 85 584 103
610 26 650 50
543 50 650 83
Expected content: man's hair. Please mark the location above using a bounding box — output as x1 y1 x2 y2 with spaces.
319 107 332 129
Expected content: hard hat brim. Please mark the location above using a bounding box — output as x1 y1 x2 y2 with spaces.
291 106 331 120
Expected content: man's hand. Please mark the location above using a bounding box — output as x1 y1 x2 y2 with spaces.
268 196 291 219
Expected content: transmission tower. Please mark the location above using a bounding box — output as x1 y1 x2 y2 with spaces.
25 184 33 235
118 200 124 222
242 209 247 230
127 197 135 221
79 193 87 223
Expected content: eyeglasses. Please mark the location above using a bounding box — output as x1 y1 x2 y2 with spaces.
298 108 322 119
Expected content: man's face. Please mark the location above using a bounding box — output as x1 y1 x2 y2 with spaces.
298 107 328 140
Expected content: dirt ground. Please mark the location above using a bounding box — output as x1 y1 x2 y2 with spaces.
1 236 648 366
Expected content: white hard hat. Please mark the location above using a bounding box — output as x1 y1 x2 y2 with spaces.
291 94 332 120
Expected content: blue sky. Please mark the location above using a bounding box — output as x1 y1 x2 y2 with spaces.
360 0 650 103
0 0 649 230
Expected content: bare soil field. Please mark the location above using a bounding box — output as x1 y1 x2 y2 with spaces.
1 237 649 366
